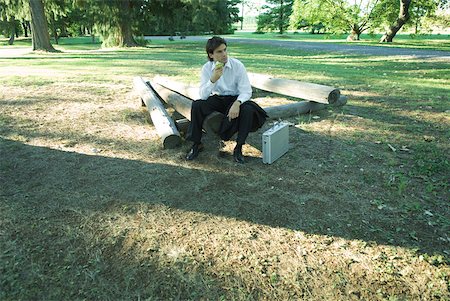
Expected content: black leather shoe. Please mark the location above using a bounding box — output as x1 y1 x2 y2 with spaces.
185 143 204 161
233 148 245 164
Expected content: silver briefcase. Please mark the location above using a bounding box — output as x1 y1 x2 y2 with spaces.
262 122 289 164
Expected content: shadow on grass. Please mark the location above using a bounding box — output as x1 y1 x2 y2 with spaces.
1 135 447 258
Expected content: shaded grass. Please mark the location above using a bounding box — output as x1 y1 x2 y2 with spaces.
0 38 449 300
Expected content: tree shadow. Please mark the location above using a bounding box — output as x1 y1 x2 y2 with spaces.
1 134 447 259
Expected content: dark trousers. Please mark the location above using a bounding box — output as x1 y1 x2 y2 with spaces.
187 95 256 145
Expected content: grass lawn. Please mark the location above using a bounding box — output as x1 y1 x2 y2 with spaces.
0 36 449 300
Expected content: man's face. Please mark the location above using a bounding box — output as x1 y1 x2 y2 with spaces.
209 43 228 63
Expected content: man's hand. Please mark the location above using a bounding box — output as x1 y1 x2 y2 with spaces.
211 63 224 83
228 101 241 121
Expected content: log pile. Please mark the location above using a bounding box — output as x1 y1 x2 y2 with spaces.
135 74 347 148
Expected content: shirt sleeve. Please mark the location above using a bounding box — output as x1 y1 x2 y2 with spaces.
199 62 215 100
236 63 252 103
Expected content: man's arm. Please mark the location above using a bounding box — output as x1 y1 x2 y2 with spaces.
236 64 252 103
199 62 221 100
228 62 252 121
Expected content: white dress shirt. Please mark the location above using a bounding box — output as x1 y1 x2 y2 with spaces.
199 57 252 103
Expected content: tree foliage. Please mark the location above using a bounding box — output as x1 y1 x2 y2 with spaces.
290 0 445 41
257 0 293 34
0 0 241 48
140 0 241 35
291 0 383 39
0 0 29 44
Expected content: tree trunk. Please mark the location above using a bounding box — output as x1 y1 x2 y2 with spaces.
29 0 56 52
60 22 68 37
279 0 284 34
8 16 16 45
118 0 138 47
240 2 244 30
22 21 28 37
90 15 95 43
349 25 361 41
380 0 411 43
50 12 59 44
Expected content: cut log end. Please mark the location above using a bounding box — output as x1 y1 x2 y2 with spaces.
327 89 341 104
163 135 182 149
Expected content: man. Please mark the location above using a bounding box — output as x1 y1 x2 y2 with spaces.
186 36 267 164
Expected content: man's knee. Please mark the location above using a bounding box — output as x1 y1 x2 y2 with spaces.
191 100 204 112
239 103 254 117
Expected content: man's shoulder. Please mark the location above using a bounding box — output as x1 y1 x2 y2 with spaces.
201 60 214 72
229 57 245 69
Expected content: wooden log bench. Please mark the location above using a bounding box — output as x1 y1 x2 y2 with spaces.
151 81 223 134
152 75 347 135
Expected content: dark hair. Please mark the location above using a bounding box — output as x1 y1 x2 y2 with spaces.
206 36 227 61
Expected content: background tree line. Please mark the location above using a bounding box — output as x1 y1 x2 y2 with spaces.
0 0 241 50
257 0 449 42
1 0 449 51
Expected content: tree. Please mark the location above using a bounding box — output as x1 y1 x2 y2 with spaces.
257 0 293 34
29 0 56 51
379 0 411 42
44 0 71 44
344 0 381 40
290 0 381 39
290 0 330 33
189 0 241 34
87 0 139 47
140 0 241 36
0 0 28 45
377 0 442 43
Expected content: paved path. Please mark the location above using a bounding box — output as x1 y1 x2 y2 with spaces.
148 35 450 60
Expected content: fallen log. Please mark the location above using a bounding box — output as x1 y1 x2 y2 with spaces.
152 82 193 119
133 77 181 149
154 75 200 100
265 95 347 119
247 72 340 104
152 82 222 134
